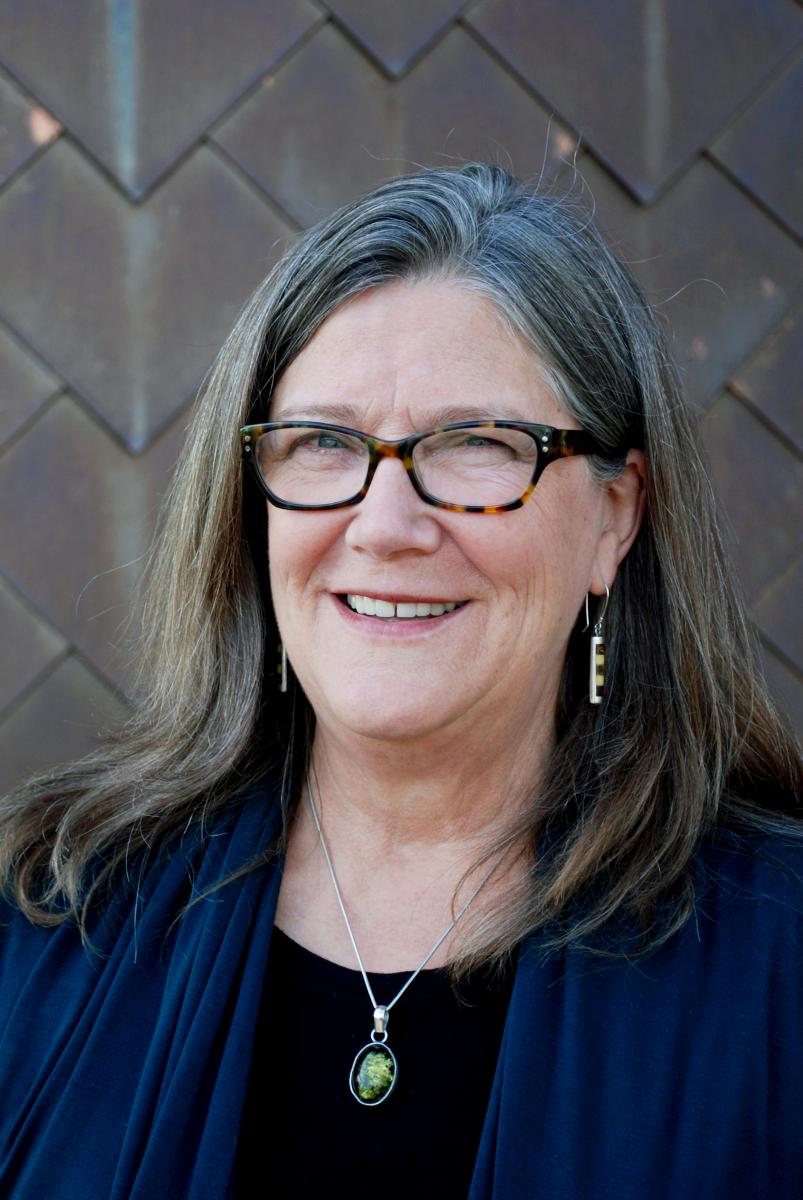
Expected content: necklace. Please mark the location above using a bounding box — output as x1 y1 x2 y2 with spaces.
305 776 507 1106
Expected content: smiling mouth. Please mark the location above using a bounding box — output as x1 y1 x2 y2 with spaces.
344 594 465 619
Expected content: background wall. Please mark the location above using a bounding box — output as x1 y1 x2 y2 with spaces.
0 0 801 795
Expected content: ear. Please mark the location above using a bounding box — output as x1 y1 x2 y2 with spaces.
588 449 646 595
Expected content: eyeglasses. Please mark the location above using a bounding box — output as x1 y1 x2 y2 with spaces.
240 419 618 514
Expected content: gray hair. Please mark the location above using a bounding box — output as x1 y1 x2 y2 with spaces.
255 165 642 457
2 165 800 965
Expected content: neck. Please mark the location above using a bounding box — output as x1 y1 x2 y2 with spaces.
307 699 554 853
275 701 554 971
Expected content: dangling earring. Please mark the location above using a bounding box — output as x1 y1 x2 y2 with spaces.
583 584 609 706
279 641 288 693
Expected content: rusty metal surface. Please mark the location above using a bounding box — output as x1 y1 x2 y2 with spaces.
0 141 292 449
560 156 803 409
731 305 803 448
700 392 803 601
0 656 128 797
712 48 803 240
0 67 60 186
0 394 184 688
0 321 59 447
468 0 802 201
0 0 319 195
0 1 800 787
215 22 572 226
327 0 467 76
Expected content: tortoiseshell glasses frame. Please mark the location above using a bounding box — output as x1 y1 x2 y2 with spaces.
239 419 618 514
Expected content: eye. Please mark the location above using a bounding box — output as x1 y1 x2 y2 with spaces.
425 431 523 459
308 433 346 450
287 430 361 455
463 434 496 447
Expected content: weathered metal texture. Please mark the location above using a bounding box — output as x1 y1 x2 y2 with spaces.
0 1 801 788
468 0 801 203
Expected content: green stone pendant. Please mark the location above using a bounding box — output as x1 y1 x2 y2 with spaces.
349 1006 398 1106
350 1043 397 1105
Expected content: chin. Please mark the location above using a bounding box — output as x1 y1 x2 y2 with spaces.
311 676 468 745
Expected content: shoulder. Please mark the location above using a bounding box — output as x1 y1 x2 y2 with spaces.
542 820 803 982
0 773 285 964
697 820 803 915
675 821 803 988
531 823 803 1019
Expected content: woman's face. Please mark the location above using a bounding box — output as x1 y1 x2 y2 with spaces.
267 279 640 748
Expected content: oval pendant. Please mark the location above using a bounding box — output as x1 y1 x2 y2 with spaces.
349 1042 398 1106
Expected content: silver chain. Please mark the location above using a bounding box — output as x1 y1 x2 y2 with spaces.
305 776 506 1016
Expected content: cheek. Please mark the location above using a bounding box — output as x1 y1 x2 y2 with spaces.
457 504 562 594
266 514 289 603
268 517 313 628
267 511 341 594
474 490 601 622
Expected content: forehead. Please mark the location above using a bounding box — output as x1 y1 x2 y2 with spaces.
269 279 570 428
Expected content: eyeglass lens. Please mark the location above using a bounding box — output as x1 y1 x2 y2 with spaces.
254 425 539 507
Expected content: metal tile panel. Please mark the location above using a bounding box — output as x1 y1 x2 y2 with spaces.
0 68 60 187
0 140 293 449
0 321 60 448
762 645 803 734
214 23 400 226
712 49 803 239
468 0 802 201
0 394 183 688
700 391 802 601
753 553 803 673
0 575 66 716
0 655 128 797
570 158 803 408
730 305 803 450
326 0 467 76
216 22 572 228
402 25 575 180
0 0 320 195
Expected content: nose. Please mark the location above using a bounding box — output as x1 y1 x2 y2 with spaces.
344 456 442 559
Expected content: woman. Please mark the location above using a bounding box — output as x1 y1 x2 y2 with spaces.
1 164 801 1200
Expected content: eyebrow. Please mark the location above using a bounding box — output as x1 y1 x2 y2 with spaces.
269 401 366 423
269 400 539 426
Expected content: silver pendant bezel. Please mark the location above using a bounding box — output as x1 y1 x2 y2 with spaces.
349 1040 398 1106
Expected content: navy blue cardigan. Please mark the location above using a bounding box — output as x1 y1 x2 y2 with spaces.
1 782 802 1198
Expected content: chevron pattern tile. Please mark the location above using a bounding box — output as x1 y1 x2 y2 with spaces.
1 1 801 789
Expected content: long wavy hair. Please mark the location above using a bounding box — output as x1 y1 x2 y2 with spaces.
2 164 800 965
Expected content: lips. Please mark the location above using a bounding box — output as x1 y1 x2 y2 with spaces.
344 594 464 619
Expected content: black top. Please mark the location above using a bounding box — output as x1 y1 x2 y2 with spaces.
235 926 513 1199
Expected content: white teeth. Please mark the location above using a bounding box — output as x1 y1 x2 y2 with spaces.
346 595 461 619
